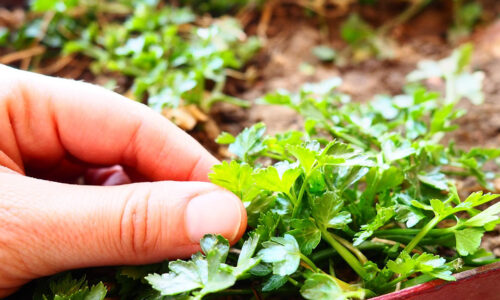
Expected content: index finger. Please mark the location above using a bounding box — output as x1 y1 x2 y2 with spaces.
0 65 218 181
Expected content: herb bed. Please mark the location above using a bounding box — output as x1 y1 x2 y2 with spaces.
139 44 500 299
4 1 500 299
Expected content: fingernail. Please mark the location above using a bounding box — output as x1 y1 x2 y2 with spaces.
185 189 243 244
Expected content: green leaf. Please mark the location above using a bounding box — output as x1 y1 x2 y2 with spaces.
381 139 415 162
387 254 415 276
430 199 447 216
39 274 107 300
311 191 352 229
300 274 347 300
288 219 322 255
327 165 369 191
312 45 336 62
209 161 258 202
387 252 455 282
451 43 474 75
301 78 342 95
254 163 301 194
341 13 374 45
455 72 484 105
258 89 293 106
321 141 353 157
418 171 449 191
369 166 405 194
455 228 484 256
430 103 456 134
464 202 500 227
0 27 8 46
320 141 374 167
216 132 236 144
235 234 261 277
146 261 203 296
255 212 280 242
82 283 107 300
395 205 425 228
147 235 237 298
289 143 319 174
228 123 267 161
31 0 79 12
246 194 277 227
354 206 395 246
259 234 301 276
262 275 288 292
456 192 499 210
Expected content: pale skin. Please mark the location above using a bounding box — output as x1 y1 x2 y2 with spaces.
0 65 247 297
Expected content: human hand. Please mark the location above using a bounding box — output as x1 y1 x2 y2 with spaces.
0 65 246 296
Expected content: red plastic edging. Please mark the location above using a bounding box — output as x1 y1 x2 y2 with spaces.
373 262 500 300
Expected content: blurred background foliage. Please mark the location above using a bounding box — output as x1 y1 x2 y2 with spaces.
0 0 495 130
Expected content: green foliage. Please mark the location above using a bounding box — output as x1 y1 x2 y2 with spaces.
259 234 301 276
449 0 483 42
172 44 498 298
146 234 260 299
180 0 264 15
339 13 393 63
33 274 107 300
4 1 260 112
21 41 500 300
301 273 365 300
387 252 455 282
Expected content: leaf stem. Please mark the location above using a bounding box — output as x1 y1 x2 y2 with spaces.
326 126 367 149
375 226 457 237
320 227 369 280
311 241 388 262
300 253 321 273
214 288 255 295
329 232 368 264
287 277 299 287
403 215 441 254
377 0 432 36
386 274 409 287
264 151 293 162
292 171 313 218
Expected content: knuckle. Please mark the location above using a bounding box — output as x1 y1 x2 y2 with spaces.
118 185 161 259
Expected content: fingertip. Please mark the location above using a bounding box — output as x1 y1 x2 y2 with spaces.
185 187 246 244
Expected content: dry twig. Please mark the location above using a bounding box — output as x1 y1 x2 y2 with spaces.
0 45 46 64
35 54 75 75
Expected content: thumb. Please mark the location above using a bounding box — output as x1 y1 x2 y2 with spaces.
0 171 246 293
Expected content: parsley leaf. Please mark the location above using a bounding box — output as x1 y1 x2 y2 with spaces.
259 234 301 276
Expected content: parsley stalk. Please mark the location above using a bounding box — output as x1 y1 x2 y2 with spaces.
320 227 369 280
403 215 441 254
329 232 369 264
292 166 316 218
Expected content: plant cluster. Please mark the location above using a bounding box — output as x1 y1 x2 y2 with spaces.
1 0 260 127
27 44 500 300
310 0 485 64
